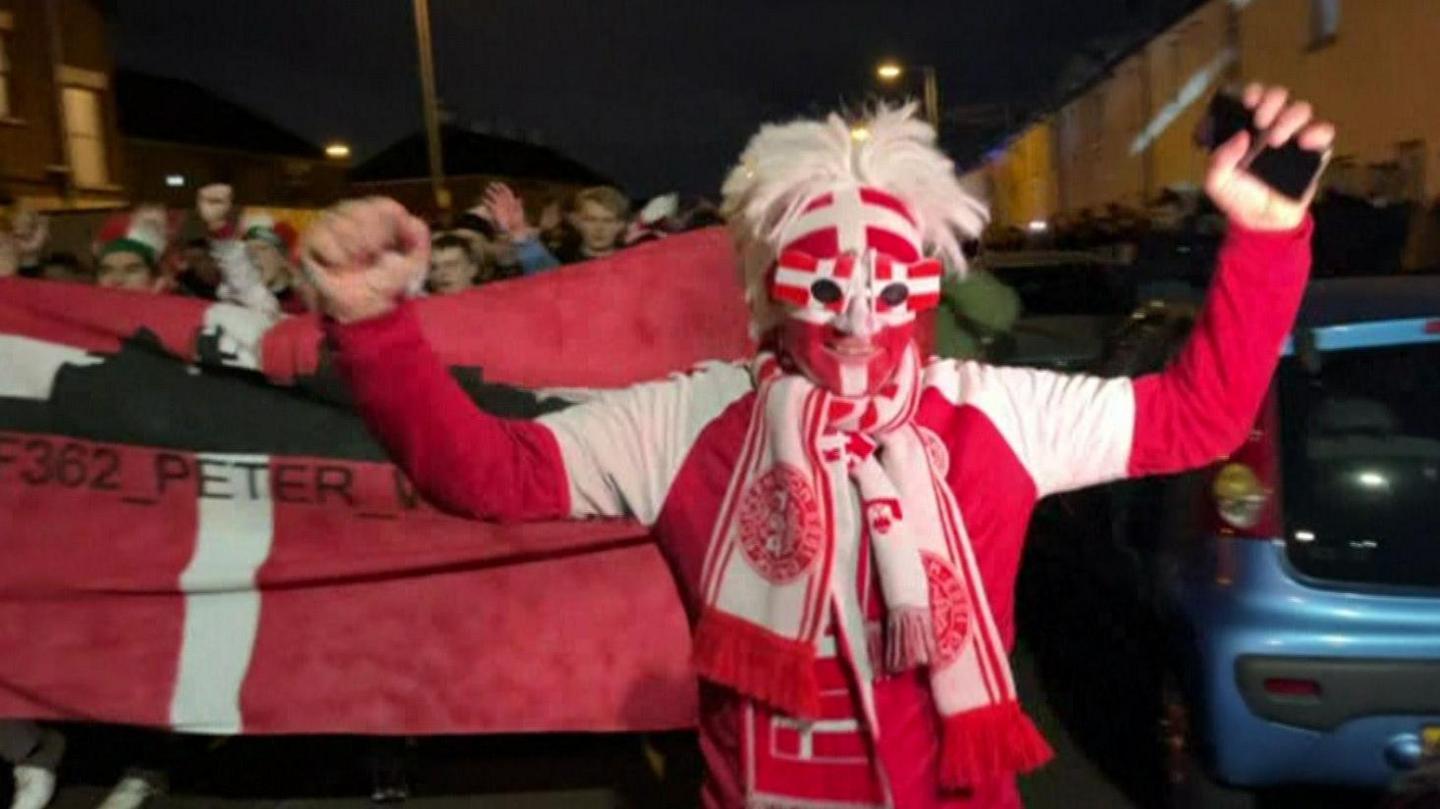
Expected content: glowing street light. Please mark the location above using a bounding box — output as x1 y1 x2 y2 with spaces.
325 142 352 160
875 60 940 132
850 126 872 142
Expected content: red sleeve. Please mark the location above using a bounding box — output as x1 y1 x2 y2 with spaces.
326 303 571 522
1127 217 1313 476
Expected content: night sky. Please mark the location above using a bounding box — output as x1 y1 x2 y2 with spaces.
110 0 1196 198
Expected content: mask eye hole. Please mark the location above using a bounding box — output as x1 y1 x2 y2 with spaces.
879 283 909 307
810 278 843 305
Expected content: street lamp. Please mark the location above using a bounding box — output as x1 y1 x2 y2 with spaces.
876 60 940 132
324 142 352 160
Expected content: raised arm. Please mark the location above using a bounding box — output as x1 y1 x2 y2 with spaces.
308 198 748 524
305 198 567 521
938 85 1334 498
327 303 571 522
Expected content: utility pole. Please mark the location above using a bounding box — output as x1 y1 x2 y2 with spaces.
412 0 448 212
921 66 940 133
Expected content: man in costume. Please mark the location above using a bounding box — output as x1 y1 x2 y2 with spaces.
304 85 1332 808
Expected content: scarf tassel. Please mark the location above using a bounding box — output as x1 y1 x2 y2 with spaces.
693 609 822 719
885 606 936 673
938 701 1055 789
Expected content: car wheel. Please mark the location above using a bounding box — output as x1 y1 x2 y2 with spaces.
1161 671 1258 809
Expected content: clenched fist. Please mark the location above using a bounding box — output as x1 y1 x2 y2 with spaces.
302 198 430 323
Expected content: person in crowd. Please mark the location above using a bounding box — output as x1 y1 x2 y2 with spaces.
173 238 221 299
481 183 560 275
932 269 1022 361
559 185 630 263
95 212 170 293
0 203 43 278
195 183 236 237
177 187 282 317
426 232 487 294
7 205 48 278
625 193 681 246
302 86 1331 808
449 211 518 280
241 213 306 314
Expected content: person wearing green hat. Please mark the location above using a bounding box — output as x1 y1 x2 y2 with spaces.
96 211 168 293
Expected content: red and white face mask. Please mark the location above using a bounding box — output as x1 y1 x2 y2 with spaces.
769 185 941 397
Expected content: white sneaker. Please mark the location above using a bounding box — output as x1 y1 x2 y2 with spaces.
94 770 166 809
10 728 64 809
10 765 58 809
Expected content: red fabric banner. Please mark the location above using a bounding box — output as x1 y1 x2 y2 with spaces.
0 228 753 735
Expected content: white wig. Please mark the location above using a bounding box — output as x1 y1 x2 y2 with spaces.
721 102 989 337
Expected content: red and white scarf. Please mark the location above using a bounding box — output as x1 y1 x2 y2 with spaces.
694 345 1053 791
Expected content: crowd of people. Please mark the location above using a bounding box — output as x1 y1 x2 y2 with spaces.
0 180 727 320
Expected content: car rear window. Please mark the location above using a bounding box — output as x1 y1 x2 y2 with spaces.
1278 340 1440 590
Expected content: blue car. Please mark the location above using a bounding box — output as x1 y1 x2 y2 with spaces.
1141 275 1440 805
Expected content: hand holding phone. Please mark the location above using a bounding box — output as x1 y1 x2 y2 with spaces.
1197 84 1336 231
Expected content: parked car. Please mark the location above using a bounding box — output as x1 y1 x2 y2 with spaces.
1024 275 1440 808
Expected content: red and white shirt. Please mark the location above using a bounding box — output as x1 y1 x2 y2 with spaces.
330 220 1312 808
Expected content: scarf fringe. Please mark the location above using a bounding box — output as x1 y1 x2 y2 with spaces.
938 701 1055 789
748 794 881 800
693 608 821 719
885 606 935 673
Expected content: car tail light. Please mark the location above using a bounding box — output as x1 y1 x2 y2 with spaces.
1214 462 1268 528
1208 388 1281 539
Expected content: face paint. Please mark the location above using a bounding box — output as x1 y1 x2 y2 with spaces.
769 185 942 396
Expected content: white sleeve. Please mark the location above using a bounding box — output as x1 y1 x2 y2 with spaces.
537 361 753 525
928 360 1136 498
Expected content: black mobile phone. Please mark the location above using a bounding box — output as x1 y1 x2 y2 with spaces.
1194 91 1328 201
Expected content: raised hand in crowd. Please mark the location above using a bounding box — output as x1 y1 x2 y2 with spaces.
302 197 430 323
482 182 537 241
1205 83 1335 231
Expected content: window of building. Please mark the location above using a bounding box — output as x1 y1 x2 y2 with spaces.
1311 0 1340 48
62 86 109 187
